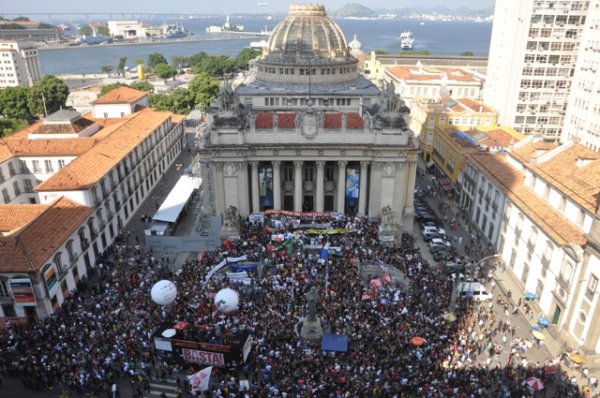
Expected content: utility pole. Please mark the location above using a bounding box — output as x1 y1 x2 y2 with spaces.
41 93 48 117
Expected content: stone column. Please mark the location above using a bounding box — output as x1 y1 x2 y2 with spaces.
294 160 303 212
272 161 281 210
250 161 260 213
359 161 369 215
315 161 325 212
213 162 225 217
237 161 250 216
406 160 417 210
336 161 347 213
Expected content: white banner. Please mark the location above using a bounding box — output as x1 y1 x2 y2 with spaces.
187 366 213 393
205 255 249 283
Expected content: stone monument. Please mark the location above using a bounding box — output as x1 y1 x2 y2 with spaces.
378 205 399 243
300 286 324 340
219 205 241 243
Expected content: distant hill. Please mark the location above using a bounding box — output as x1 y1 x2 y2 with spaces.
331 3 376 18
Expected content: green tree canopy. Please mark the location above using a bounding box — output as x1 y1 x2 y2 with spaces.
134 57 144 66
149 88 194 114
129 81 154 93
100 65 113 76
79 25 93 36
154 63 178 80
0 118 28 137
97 26 110 36
235 48 261 70
0 86 31 119
188 72 220 109
460 51 474 56
27 75 70 117
117 56 128 77
171 55 188 69
192 55 236 77
188 51 209 69
148 52 168 69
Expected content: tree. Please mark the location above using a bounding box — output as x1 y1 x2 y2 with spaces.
193 55 235 77
149 88 194 114
99 82 127 97
147 52 168 69
79 25 93 36
134 57 144 66
117 56 128 77
100 65 113 76
130 81 154 93
188 52 209 69
171 55 188 69
235 48 261 70
27 75 70 117
188 72 220 109
460 51 474 56
154 63 178 80
0 86 31 119
0 118 28 137
97 26 110 36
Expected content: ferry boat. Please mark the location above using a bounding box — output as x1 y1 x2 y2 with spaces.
400 31 414 50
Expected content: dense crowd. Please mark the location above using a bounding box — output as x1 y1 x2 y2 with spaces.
0 212 587 397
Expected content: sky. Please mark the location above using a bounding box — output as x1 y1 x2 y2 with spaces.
1 0 495 15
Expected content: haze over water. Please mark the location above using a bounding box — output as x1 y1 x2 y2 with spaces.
39 16 492 75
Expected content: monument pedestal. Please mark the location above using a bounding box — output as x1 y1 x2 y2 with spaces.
300 318 324 341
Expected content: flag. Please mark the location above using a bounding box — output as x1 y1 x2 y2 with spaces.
188 366 213 393
320 248 329 261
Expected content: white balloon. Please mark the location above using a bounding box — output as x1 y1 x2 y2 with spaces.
214 288 239 313
151 280 177 306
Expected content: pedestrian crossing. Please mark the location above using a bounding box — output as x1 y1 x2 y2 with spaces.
144 377 181 398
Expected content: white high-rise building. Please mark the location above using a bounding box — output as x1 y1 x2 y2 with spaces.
484 0 589 140
0 41 42 88
561 0 600 152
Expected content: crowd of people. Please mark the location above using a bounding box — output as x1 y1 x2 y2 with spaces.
0 211 589 397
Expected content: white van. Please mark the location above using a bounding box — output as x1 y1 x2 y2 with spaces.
456 282 492 301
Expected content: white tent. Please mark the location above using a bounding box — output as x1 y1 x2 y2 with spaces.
152 175 201 223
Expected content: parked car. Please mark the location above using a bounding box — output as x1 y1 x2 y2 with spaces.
429 238 451 249
423 231 443 241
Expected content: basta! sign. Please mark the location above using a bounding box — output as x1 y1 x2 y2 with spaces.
182 348 225 366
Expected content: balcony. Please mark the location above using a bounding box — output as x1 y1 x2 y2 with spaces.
282 181 294 192
325 180 335 192
303 181 314 191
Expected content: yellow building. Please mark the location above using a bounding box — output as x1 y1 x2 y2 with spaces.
409 96 498 163
431 125 524 192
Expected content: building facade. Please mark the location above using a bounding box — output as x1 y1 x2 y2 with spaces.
0 41 42 88
484 0 589 139
561 0 600 151
0 87 185 324
463 137 600 354
201 4 419 233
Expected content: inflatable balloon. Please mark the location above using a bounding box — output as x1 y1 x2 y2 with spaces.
151 280 177 305
214 288 239 313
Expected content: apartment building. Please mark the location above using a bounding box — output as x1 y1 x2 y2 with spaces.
0 41 42 88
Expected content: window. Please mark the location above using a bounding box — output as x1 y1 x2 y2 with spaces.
543 184 550 199
44 160 53 173
576 209 585 226
325 166 334 182
560 261 573 283
12 181 20 196
558 196 566 212
8 161 15 176
19 160 27 173
66 240 75 262
284 166 293 182
2 188 10 203
586 276 598 299
0 169 4 183
54 252 63 273
32 160 41 173
23 179 33 193
58 159 65 169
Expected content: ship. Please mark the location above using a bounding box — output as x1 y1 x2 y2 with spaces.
400 31 414 50
206 15 244 33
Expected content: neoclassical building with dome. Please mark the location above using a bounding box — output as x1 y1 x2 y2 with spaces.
201 3 419 234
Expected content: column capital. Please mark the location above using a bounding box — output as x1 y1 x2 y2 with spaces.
250 161 259 169
338 160 348 168
293 160 303 168
272 160 282 168
360 160 370 167
316 160 326 168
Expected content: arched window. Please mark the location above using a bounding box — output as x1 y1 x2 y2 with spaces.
78 227 88 251
87 218 96 239
54 252 63 273
96 209 104 229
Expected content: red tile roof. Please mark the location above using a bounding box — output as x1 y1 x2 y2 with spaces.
255 113 273 129
277 113 295 129
324 113 342 129
35 108 176 191
459 98 492 113
90 86 147 105
387 66 480 82
0 197 93 272
468 152 585 246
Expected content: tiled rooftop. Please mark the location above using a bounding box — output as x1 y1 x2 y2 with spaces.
0 197 93 273
90 86 148 105
35 109 174 191
468 152 586 246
